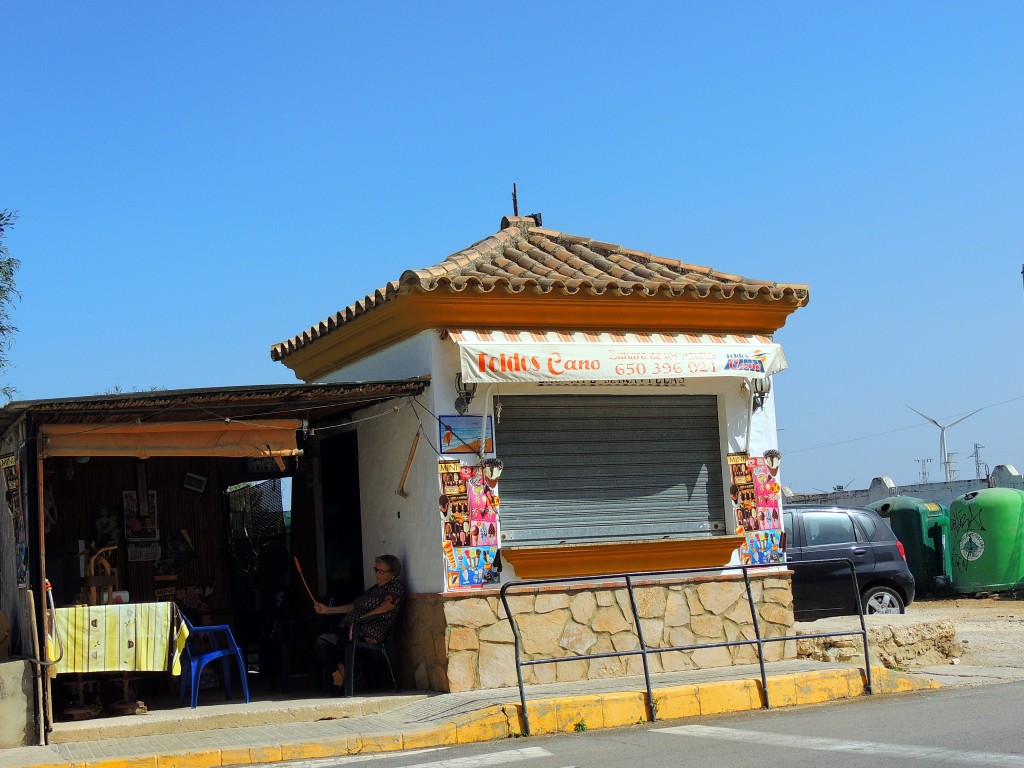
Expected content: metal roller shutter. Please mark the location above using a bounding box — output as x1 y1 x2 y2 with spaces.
494 394 725 545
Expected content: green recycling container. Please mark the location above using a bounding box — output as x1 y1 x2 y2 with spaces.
869 495 951 596
947 487 1024 594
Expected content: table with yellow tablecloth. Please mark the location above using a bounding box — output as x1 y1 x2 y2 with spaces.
50 602 186 676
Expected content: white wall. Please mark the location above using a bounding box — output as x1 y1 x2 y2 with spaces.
322 329 785 593
348 391 446 594
427 334 779 578
336 331 480 594
316 331 435 383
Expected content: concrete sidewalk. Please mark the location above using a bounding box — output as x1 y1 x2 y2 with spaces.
0 660 940 768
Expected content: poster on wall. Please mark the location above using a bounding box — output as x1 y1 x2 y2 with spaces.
439 459 501 589
729 450 786 566
123 490 159 541
1 453 27 586
747 452 782 531
468 467 499 546
739 530 785 565
728 452 757 532
92 502 122 549
438 416 494 455
453 545 499 586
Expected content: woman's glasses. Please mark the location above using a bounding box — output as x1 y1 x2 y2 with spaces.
373 567 390 574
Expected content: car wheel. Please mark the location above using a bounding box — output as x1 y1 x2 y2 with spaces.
862 586 905 615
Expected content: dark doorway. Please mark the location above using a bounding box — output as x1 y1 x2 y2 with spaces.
320 431 364 604
223 477 291 680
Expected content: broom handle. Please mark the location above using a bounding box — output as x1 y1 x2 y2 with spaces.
293 557 317 604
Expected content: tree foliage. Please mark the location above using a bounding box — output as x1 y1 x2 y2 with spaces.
0 211 21 401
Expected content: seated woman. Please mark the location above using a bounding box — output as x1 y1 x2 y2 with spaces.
311 554 404 694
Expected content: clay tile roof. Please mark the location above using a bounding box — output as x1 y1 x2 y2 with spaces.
270 219 809 362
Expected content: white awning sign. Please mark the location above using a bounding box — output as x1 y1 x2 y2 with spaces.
448 330 787 384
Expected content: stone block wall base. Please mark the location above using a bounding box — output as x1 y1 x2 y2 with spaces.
401 571 796 693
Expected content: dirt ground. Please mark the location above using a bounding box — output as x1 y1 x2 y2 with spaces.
903 592 1024 668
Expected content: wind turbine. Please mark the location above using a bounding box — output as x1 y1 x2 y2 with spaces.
907 406 982 482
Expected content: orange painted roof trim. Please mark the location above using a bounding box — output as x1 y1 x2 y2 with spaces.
40 419 302 459
271 219 810 381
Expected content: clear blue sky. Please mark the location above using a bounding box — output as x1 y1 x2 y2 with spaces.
4 2 1023 493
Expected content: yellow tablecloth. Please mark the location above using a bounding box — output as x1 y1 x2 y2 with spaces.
51 603 177 675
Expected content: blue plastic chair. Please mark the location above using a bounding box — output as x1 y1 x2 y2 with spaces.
178 612 251 709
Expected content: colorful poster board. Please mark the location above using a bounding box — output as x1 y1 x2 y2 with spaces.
741 529 784 565
729 450 785 565
438 416 495 455
124 489 159 541
747 455 782 531
439 459 501 589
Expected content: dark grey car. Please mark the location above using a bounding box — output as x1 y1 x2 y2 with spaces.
783 504 916 620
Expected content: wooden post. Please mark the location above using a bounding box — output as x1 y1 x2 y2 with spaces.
35 438 52 741
395 429 421 498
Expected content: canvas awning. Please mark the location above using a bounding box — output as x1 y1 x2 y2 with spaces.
39 419 303 459
448 329 787 384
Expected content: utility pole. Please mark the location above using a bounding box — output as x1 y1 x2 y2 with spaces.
945 451 959 482
915 457 932 483
972 443 985 479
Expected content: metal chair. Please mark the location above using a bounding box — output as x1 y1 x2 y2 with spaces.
177 611 251 708
343 614 400 697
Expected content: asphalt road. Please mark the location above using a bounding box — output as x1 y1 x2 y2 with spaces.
262 681 1024 768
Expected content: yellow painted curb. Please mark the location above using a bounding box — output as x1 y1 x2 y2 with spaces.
279 741 336 761
866 666 942 693
793 668 856 705
697 678 761 715
401 723 458 750
555 694 607 733
523 699 559 734
652 684 701 720
42 667 944 768
598 691 647 730
155 751 220 768
358 733 404 754
763 673 801 708
454 704 513 743
76 759 157 768
221 746 283 767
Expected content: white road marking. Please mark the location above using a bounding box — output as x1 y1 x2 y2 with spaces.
278 748 447 767
654 725 1024 766
394 747 553 767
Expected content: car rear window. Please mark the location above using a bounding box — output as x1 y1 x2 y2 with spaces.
802 511 857 546
853 510 894 541
853 511 877 539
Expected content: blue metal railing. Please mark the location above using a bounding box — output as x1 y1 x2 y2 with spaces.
499 559 872 735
